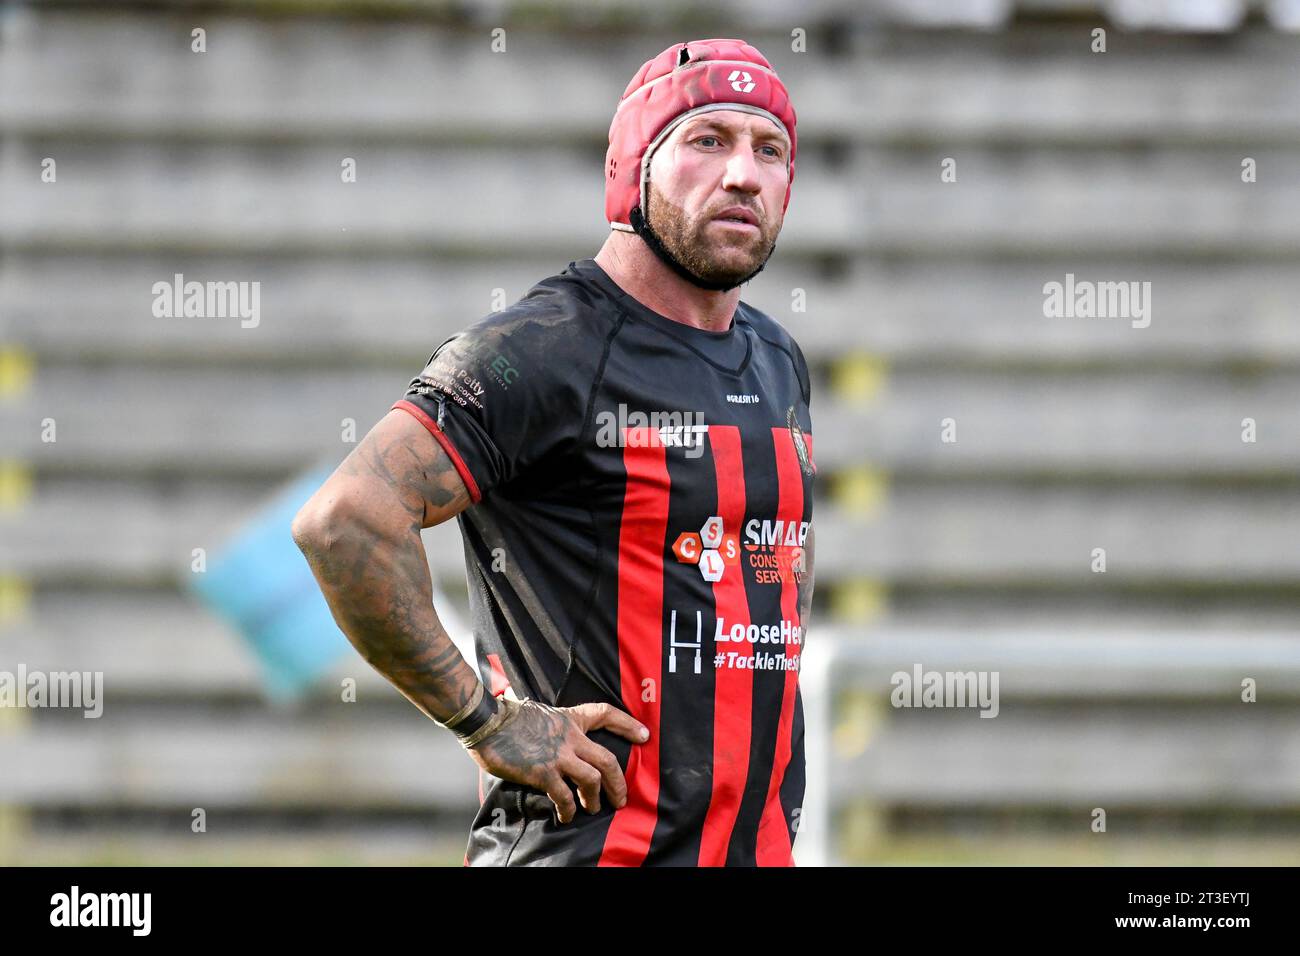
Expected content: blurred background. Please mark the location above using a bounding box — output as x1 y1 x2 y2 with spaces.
2 0 1300 866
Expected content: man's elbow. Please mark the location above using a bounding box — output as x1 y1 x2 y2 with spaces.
291 494 350 558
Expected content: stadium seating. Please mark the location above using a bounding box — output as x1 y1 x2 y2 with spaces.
2 2 1298 864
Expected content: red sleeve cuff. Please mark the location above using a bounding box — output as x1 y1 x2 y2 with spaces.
390 399 483 504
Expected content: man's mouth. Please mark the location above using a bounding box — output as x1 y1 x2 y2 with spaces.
713 207 759 227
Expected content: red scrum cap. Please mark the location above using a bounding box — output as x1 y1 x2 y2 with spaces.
604 38 797 232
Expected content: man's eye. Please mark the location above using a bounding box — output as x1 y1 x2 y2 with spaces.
697 136 720 147
760 146 782 158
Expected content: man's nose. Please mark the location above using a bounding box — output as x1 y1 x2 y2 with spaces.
721 144 762 194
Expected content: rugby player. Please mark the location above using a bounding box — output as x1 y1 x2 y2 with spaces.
292 38 815 866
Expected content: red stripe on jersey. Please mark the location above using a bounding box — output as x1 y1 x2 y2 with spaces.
599 427 670 867
697 425 754 866
755 427 807 866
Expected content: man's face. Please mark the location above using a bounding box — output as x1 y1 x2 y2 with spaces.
644 110 790 288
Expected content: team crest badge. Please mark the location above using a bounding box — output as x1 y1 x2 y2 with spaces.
786 405 815 477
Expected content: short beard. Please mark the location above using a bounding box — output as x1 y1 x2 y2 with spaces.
630 183 778 293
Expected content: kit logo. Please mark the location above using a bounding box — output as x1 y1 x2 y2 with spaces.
672 515 741 582
728 70 755 93
594 404 708 458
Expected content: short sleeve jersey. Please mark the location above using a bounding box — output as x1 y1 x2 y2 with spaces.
392 258 816 867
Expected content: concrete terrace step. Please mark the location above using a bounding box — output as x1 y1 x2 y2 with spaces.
3 14 1298 144
0 705 479 810
3 142 1299 255
830 705 1300 806
5 254 1300 365
3 366 1297 476
4 475 1300 583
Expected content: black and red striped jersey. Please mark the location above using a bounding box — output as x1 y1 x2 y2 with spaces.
392 257 815 866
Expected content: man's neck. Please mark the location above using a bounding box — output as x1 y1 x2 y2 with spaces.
593 232 740 334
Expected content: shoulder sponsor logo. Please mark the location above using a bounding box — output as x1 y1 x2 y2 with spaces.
489 353 519 387
409 344 516 411
409 361 487 412
726 393 760 404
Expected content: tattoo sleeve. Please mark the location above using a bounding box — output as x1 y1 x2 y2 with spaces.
292 409 479 723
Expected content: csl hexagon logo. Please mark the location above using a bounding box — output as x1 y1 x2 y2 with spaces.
728 70 755 94
673 516 740 582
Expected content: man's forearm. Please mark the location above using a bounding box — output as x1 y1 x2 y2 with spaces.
297 515 480 723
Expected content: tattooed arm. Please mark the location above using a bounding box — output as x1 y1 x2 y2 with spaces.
291 409 646 823
291 408 479 723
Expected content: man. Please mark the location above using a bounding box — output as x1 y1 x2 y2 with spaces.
292 38 815 866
